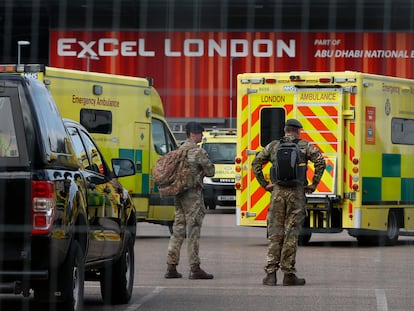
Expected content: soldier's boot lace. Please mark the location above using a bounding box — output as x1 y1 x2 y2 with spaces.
164 264 183 279
262 271 277 286
283 273 306 286
189 264 214 279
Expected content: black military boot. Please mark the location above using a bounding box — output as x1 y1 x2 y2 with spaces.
262 271 277 286
283 273 306 286
164 264 183 279
189 265 214 279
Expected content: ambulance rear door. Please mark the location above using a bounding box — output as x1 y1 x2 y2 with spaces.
237 91 292 227
237 86 345 227
294 87 344 201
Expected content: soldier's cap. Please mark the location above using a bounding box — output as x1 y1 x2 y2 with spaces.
185 121 204 134
285 119 303 128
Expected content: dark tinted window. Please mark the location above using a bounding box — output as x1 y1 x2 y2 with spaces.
80 109 112 134
0 97 19 158
391 118 414 145
31 80 71 154
260 107 285 146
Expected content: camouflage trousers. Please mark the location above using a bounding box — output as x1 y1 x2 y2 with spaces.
166 187 206 267
264 185 306 274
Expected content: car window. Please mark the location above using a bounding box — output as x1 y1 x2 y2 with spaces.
79 129 105 174
67 126 105 174
0 98 19 158
30 80 70 154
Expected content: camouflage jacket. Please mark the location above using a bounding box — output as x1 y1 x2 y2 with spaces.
252 134 326 188
180 139 215 187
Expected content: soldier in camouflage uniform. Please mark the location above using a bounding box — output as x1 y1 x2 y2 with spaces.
165 122 215 279
252 119 326 286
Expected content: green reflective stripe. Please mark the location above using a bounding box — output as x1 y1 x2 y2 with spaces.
363 153 414 203
141 173 149 194
119 149 134 161
382 154 400 177
119 148 150 194
401 178 414 201
362 177 381 202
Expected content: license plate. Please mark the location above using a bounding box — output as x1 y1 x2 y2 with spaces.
217 195 236 201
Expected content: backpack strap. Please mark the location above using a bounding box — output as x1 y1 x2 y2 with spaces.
180 145 199 162
295 139 308 163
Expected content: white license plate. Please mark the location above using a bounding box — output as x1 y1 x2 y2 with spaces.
217 195 236 201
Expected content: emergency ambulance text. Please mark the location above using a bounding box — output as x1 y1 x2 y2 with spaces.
72 95 120 107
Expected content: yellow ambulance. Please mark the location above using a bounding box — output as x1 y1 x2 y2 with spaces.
200 129 236 210
236 71 414 245
0 64 178 232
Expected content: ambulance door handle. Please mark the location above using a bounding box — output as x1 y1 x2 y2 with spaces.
135 161 142 173
246 150 259 156
343 109 355 119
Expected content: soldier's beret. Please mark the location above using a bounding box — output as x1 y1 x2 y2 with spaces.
185 122 204 134
285 119 303 128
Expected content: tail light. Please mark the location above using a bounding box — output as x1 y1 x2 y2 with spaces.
351 157 360 193
31 181 56 235
235 157 242 189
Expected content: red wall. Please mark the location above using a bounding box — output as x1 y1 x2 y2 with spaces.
50 31 414 119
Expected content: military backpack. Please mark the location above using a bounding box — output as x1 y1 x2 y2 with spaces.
153 146 194 196
270 138 307 187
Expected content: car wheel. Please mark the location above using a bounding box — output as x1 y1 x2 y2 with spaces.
47 241 85 311
100 232 134 304
34 245 84 311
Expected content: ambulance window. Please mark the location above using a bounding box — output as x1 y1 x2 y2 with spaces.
152 118 177 155
203 143 236 164
80 109 112 134
260 108 285 146
391 118 414 145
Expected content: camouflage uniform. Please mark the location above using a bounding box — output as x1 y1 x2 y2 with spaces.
166 139 215 267
252 133 325 274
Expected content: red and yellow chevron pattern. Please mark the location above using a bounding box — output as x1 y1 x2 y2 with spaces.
238 89 341 226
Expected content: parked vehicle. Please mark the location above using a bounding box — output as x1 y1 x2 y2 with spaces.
200 130 236 210
0 74 136 311
0 64 178 232
236 71 414 245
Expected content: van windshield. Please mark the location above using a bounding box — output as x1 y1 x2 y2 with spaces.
202 143 236 164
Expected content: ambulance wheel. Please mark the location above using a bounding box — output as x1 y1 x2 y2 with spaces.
298 216 311 246
298 231 312 246
205 199 216 210
383 210 400 246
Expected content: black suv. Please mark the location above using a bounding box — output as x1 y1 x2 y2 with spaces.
0 75 136 310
